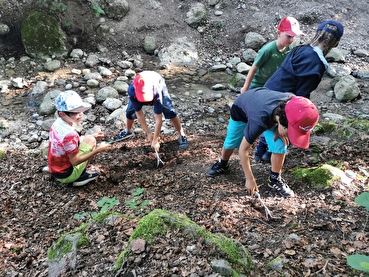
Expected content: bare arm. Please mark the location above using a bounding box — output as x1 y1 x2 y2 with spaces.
239 137 258 195
135 110 152 137
240 64 259 93
151 113 163 151
68 141 111 166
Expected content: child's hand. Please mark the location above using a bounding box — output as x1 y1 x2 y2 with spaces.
245 178 258 196
97 141 111 152
94 132 105 141
151 140 160 152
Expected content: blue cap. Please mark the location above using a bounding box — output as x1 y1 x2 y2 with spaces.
317 20 344 41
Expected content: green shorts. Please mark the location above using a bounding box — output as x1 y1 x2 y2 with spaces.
57 142 92 184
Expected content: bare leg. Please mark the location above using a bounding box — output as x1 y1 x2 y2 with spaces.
126 118 135 131
220 147 235 161
170 116 186 136
270 153 285 173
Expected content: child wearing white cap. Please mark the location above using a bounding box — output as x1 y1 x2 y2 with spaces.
47 90 111 186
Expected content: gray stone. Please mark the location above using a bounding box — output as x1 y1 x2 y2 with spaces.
244 32 266 51
186 3 207 28
334 75 360 102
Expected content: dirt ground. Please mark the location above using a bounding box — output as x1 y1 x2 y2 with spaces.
1 0 369 276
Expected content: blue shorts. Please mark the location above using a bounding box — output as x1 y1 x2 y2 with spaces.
223 118 246 150
263 127 288 154
223 118 288 154
126 95 177 120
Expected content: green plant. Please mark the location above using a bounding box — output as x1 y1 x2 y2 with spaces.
73 197 119 220
37 0 67 14
124 188 150 213
346 192 369 272
89 0 105 17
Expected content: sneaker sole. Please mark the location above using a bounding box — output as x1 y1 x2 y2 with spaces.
114 133 134 142
268 183 294 197
73 177 98 187
206 169 230 177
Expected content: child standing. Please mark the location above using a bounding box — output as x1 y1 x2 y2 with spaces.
48 90 111 186
115 71 189 151
207 16 304 177
260 20 344 196
241 16 305 162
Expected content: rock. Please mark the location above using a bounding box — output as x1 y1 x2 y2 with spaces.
143 36 156 54
39 90 62 115
21 11 69 59
158 37 198 67
334 75 360 102
0 23 10 35
185 3 207 28
43 60 61 72
102 97 122 111
96 86 119 103
103 0 130 20
244 32 267 51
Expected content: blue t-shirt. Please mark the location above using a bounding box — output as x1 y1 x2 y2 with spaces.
265 45 327 99
230 87 294 144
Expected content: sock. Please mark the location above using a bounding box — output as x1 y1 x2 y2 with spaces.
270 171 280 180
220 159 229 166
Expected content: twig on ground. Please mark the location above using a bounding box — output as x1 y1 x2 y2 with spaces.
312 259 329 275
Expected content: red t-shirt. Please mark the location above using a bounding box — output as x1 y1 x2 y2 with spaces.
48 118 79 177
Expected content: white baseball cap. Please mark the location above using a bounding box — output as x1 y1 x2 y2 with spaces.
55 90 91 113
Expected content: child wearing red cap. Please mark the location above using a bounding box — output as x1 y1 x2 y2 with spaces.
240 16 305 163
241 16 304 92
116 71 189 151
207 17 304 177
258 19 343 196
265 19 344 98
208 87 319 197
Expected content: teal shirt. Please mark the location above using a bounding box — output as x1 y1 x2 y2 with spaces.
250 40 292 89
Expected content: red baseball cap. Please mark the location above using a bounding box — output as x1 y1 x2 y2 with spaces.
133 73 155 102
278 16 305 36
285 96 319 149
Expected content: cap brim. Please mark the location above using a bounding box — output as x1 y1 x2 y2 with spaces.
285 30 305 36
68 103 91 113
288 127 310 149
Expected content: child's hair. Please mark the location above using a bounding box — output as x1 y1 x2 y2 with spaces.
308 30 339 56
274 100 289 128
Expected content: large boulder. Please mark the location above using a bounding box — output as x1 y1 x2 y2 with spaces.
21 11 69 59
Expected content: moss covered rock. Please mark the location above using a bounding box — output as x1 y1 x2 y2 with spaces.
21 11 69 59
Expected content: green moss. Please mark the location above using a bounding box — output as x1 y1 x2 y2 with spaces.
293 165 337 189
117 209 253 274
47 232 89 260
21 11 68 58
0 150 4 159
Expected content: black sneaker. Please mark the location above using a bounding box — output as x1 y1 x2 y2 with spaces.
115 130 134 142
268 176 294 197
178 136 189 149
206 160 230 176
73 170 99 187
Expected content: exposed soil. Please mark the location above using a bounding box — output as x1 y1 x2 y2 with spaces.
1 0 369 276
